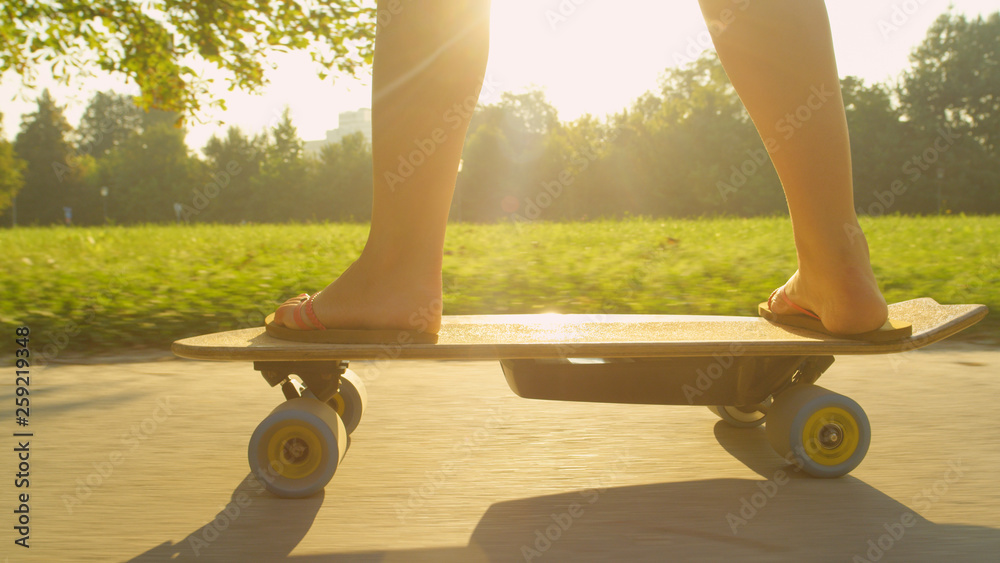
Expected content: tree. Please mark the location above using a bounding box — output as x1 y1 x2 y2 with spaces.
840 77 926 214
11 90 83 225
94 111 198 223
0 116 26 219
899 11 1000 213
197 127 266 222
0 1 375 116
456 122 512 222
68 92 146 224
252 108 310 222
902 11 1000 153
459 92 564 221
77 92 145 160
606 53 782 218
555 114 619 219
313 132 373 221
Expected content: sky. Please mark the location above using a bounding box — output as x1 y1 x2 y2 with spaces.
1 0 997 151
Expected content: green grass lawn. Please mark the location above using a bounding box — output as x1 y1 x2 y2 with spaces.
2 216 997 358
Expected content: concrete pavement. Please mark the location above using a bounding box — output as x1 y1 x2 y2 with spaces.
2 344 998 562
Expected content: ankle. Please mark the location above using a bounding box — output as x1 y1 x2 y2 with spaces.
795 227 872 273
356 243 443 280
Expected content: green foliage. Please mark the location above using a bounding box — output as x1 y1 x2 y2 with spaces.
196 127 267 223
843 78 924 215
1 218 997 355
8 90 82 225
902 12 1000 152
446 11 1000 222
618 55 781 217
313 132 373 221
898 11 1000 213
97 118 198 223
455 122 512 221
76 92 145 160
456 55 782 222
4 10 999 225
0 0 375 116
455 92 563 221
254 108 310 222
0 116 25 216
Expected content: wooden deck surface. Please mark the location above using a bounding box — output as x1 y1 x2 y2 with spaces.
172 298 987 361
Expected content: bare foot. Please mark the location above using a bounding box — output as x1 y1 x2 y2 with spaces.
272 253 443 336
770 232 889 335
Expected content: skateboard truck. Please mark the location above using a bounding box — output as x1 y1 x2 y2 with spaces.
729 356 835 416
238 359 369 498
253 360 350 403
768 355 836 398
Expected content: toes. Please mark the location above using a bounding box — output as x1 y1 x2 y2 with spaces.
768 285 795 314
273 294 309 328
769 284 819 319
767 287 784 311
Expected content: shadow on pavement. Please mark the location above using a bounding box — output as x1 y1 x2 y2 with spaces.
129 423 1000 562
129 474 323 562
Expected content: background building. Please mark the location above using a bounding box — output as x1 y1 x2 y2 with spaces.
304 108 372 155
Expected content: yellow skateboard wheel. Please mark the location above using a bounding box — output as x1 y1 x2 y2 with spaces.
766 384 871 478
248 397 347 498
328 368 367 435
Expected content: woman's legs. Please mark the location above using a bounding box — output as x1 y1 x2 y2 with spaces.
278 0 888 337
698 0 889 334
273 0 491 335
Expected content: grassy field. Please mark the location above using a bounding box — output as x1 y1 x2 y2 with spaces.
2 216 997 358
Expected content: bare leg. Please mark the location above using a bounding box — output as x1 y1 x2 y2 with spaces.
274 0 491 334
698 0 888 334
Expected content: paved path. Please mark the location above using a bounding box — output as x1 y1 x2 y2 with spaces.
3 344 999 562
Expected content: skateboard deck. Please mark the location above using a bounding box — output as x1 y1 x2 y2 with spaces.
172 298 985 361
171 298 986 495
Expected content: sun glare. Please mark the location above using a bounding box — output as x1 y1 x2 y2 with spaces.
1 0 998 149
